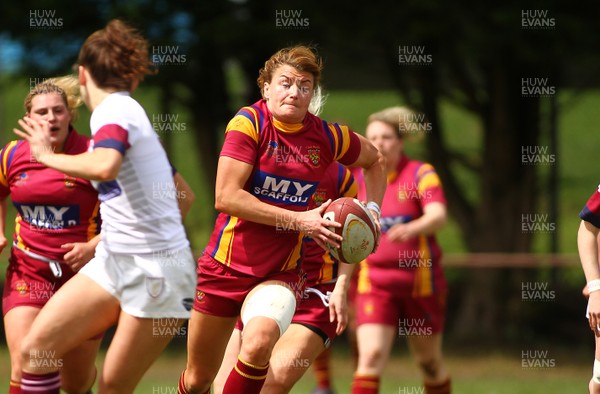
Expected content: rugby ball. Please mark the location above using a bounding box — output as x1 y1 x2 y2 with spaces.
323 197 378 264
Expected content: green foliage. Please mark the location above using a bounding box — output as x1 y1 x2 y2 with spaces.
2 80 599 255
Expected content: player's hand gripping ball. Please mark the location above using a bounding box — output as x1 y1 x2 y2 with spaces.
323 197 378 264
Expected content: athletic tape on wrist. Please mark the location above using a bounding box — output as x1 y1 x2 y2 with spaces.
589 279 600 294
366 201 381 218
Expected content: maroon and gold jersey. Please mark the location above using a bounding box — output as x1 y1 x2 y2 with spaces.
354 154 446 297
304 162 357 286
0 129 100 261
203 99 361 277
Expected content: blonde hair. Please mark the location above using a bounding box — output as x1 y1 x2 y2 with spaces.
308 85 328 116
367 106 427 139
25 75 83 122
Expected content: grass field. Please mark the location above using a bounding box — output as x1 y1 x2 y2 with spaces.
0 341 592 393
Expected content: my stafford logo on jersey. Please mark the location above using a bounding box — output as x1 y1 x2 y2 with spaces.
252 171 317 206
14 203 80 230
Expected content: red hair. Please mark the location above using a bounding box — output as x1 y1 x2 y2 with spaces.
78 19 155 91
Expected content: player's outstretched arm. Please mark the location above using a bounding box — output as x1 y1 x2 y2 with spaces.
387 202 447 243
173 172 196 219
578 220 600 336
329 261 356 335
351 133 386 206
14 117 122 181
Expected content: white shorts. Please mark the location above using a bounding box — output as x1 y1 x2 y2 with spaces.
79 242 196 318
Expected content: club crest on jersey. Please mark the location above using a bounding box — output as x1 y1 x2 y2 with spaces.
196 290 205 304
15 280 29 295
311 190 327 207
15 172 28 187
307 146 321 167
266 140 279 158
64 175 76 189
145 277 164 298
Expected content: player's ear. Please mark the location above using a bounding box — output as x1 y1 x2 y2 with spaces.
130 79 140 93
263 82 271 100
78 66 86 86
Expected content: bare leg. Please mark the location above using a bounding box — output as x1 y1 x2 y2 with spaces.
263 324 325 394
5 307 39 385
354 323 395 376
406 333 450 384
213 328 242 394
21 274 121 375
61 338 102 393
591 335 600 394
183 310 237 393
98 313 185 394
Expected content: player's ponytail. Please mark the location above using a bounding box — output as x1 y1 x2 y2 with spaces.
308 85 328 116
78 19 156 92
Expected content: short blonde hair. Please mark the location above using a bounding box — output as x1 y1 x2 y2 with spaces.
25 75 83 122
367 106 423 139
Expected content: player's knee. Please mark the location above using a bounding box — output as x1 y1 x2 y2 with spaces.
242 284 296 337
268 365 302 392
183 368 212 394
416 356 441 379
9 354 22 381
61 380 90 394
61 366 96 394
240 318 280 363
262 378 293 394
20 334 50 367
360 346 386 368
